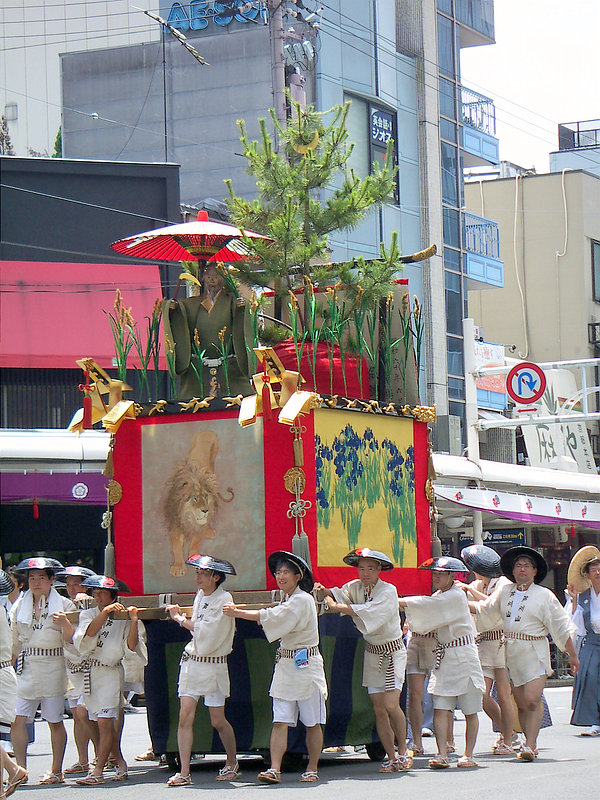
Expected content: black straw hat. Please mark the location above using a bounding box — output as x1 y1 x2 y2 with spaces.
500 546 547 584
55 566 96 580
15 557 64 574
0 569 15 596
343 548 394 571
81 574 132 594
419 556 467 573
267 550 314 592
185 554 236 574
460 544 501 578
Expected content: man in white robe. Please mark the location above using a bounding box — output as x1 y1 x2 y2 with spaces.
458 544 514 754
315 547 411 773
10 557 75 784
399 557 485 769
165 554 239 786
471 546 578 761
224 551 327 784
72 575 146 785
0 567 28 794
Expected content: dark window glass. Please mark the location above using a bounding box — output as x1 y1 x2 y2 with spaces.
441 142 458 205
448 376 465 399
445 270 462 335
593 240 600 302
447 335 463 376
443 207 460 248
437 14 455 78
449 400 465 425
439 77 456 119
444 246 460 271
440 117 456 142
437 0 452 14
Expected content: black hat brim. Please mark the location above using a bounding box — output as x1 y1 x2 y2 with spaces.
460 545 501 578
267 550 314 592
0 569 15 596
500 547 547 583
185 555 236 575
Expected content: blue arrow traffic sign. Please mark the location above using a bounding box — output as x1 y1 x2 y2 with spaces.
506 362 547 404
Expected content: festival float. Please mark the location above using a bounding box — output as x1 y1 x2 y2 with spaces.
66 101 439 766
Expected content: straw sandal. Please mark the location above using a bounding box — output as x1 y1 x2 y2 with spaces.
111 768 128 782
457 756 478 768
518 746 536 762
411 745 425 756
395 750 414 771
167 773 193 786
75 773 104 785
39 772 65 785
428 757 450 769
299 771 319 782
135 748 158 761
493 742 514 755
5 768 28 798
257 768 281 784
379 758 396 773
64 762 90 775
216 762 241 781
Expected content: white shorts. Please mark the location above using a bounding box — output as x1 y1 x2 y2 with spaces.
179 690 226 708
433 682 483 716
406 664 430 676
87 707 120 722
16 695 65 724
68 696 82 709
272 685 326 728
367 675 404 694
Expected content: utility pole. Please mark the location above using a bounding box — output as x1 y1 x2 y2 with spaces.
269 0 287 137
463 317 484 545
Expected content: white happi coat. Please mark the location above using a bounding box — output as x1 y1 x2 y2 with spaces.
474 581 575 687
404 585 484 697
11 588 76 699
332 578 406 689
259 587 327 702
472 575 512 670
73 607 148 715
178 585 235 698
0 604 17 726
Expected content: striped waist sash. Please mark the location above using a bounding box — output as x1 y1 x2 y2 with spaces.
0 659 12 669
180 651 228 665
15 646 64 674
276 645 320 662
81 658 120 695
434 635 475 670
504 632 547 642
411 632 435 638
366 638 405 691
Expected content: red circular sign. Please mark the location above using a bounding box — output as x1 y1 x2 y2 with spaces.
506 362 547 404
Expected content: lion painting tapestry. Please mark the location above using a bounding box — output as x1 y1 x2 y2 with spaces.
112 411 266 594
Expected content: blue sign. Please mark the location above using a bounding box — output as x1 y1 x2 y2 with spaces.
458 528 525 549
165 1 267 31
371 109 394 145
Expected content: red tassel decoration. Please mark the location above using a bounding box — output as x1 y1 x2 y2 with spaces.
262 380 272 422
82 394 92 429
33 497 39 519
570 522 576 539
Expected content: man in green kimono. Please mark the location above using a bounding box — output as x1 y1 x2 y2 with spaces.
164 264 251 399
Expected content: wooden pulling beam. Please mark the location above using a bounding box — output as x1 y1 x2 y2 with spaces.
65 602 274 624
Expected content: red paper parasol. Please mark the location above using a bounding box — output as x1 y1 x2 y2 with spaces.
110 210 271 263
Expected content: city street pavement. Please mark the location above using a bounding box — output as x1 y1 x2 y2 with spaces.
12 686 599 800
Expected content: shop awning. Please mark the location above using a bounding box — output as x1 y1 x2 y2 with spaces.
435 485 600 530
0 261 166 369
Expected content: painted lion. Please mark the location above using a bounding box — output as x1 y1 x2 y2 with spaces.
163 430 234 577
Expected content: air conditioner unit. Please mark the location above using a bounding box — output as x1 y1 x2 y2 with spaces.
588 322 600 347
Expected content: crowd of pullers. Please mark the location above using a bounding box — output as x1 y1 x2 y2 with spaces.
0 541 598 792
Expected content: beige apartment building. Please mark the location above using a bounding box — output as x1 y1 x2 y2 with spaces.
465 169 600 363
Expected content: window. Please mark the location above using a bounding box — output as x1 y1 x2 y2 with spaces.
440 117 456 143
441 142 458 205
439 78 456 120
437 15 455 78
445 270 462 335
593 240 600 302
344 94 399 204
447 335 464 377
443 207 460 248
448 376 465 400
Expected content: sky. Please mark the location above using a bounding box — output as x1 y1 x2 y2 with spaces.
459 0 600 173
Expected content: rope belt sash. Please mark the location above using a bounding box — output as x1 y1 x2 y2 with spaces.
434 634 475 670
504 632 548 642
411 632 435 638
66 658 90 673
81 658 120 695
276 646 320 662
180 651 228 665
0 660 12 669
15 646 64 674
365 638 405 691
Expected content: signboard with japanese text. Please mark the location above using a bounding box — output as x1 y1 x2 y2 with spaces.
371 109 394 145
521 369 596 474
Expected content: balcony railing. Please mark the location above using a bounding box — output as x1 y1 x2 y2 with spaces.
464 212 500 260
558 120 600 151
461 85 496 137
